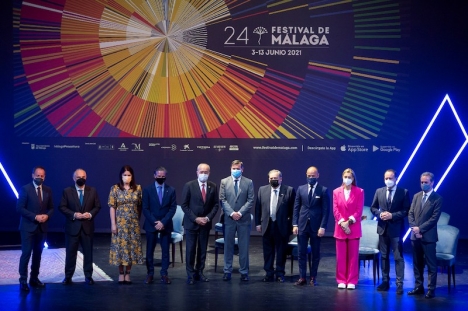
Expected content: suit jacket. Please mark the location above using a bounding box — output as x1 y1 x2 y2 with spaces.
370 186 410 237
333 186 364 239
17 182 54 232
181 180 219 230
255 184 296 237
292 183 330 233
142 183 177 233
219 176 254 224
408 191 443 242
59 185 101 235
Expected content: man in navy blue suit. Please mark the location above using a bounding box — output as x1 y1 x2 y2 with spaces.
292 166 330 286
143 167 177 284
17 166 54 292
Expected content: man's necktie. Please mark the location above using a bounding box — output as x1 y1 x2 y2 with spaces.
387 189 393 207
422 193 427 206
234 180 238 196
37 186 42 205
271 189 278 221
308 186 312 204
78 189 83 206
157 186 163 204
201 184 206 203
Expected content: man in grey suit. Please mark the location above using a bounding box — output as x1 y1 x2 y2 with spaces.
219 160 254 281
371 169 410 294
59 168 101 285
255 169 295 282
407 172 443 299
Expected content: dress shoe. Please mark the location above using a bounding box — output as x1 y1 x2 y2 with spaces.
187 278 195 285
62 277 73 285
223 273 231 281
396 284 403 295
377 282 390 291
262 275 274 282
199 273 209 282
407 287 425 295
240 274 249 282
309 277 317 286
276 276 285 283
347 284 356 290
294 278 307 286
338 283 346 289
144 275 154 284
19 283 30 292
85 277 95 285
193 274 200 281
425 289 435 299
29 279 45 288
160 275 171 284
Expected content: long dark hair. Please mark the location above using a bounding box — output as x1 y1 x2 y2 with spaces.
118 165 137 191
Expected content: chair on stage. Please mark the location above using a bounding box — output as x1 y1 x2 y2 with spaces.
287 237 312 274
361 206 374 221
436 225 459 290
359 219 380 285
169 205 184 267
437 212 450 225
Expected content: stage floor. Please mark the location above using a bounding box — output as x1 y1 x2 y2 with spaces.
1 233 467 311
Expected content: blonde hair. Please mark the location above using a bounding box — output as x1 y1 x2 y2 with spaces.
342 168 357 186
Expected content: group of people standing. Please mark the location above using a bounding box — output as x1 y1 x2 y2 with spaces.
16 162 443 299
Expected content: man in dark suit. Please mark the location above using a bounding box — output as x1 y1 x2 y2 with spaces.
143 167 177 284
181 163 219 284
219 160 254 281
292 166 330 286
255 169 296 283
371 169 410 294
407 172 443 299
59 168 101 285
16 166 54 292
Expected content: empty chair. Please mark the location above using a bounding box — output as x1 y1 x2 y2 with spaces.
214 237 239 272
436 225 459 290
170 205 184 267
287 237 312 274
362 206 374 221
437 212 450 225
359 219 380 285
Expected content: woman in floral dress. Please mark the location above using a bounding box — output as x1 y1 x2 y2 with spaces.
109 165 144 284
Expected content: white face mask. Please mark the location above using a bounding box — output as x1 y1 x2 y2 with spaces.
122 176 132 183
343 177 353 186
198 173 209 183
385 179 395 188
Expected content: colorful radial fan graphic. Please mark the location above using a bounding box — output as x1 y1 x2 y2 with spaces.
13 0 409 138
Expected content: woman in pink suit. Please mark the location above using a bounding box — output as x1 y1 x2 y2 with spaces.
333 168 364 290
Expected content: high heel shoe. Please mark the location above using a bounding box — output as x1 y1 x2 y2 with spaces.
118 271 125 284
124 271 132 285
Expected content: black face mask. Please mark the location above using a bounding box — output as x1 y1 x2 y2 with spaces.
270 180 279 188
155 177 166 185
76 178 86 187
34 178 43 186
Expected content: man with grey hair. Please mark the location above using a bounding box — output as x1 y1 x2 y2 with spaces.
407 172 443 299
255 169 296 282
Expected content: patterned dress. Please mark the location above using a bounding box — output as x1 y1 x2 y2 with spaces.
109 184 144 266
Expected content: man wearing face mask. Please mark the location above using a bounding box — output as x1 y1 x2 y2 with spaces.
59 168 101 285
370 169 410 294
181 163 219 284
17 166 54 292
292 166 330 286
255 169 296 282
143 167 177 284
219 160 254 281
407 172 443 299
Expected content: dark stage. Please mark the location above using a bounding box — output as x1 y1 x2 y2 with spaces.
1 233 466 311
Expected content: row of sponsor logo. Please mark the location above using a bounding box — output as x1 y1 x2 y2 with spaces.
23 142 401 153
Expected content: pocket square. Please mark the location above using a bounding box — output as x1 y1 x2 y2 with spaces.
315 196 320 198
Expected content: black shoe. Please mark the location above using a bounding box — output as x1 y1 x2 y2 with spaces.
396 284 403 295
19 283 30 292
62 277 73 285
294 278 307 286
199 273 209 282
85 277 95 285
187 278 195 285
193 273 200 281
160 275 171 284
223 273 231 281
240 274 249 282
29 279 45 288
377 282 390 291
276 276 285 283
144 275 154 284
262 275 274 282
407 287 425 295
425 289 435 299
309 277 317 286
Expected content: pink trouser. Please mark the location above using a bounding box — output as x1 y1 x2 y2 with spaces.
336 238 360 285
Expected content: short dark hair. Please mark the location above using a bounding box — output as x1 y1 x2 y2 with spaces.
32 166 46 174
118 165 137 191
231 160 243 168
154 166 167 175
421 171 434 182
385 169 397 177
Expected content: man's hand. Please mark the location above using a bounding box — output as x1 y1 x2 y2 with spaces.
292 226 298 235
232 212 242 221
318 228 325 237
256 225 261 233
196 217 208 225
155 221 165 231
380 212 393 221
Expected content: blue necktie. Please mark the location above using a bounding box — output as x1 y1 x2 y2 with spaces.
422 193 427 206
271 190 278 221
234 180 238 196
78 189 83 205
157 186 162 204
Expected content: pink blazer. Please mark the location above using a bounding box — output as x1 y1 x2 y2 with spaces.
333 186 364 239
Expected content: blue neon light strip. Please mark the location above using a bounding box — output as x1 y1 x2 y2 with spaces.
0 162 19 198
